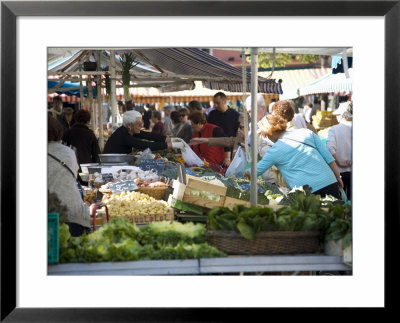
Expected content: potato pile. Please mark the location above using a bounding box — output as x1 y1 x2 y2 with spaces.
105 191 169 217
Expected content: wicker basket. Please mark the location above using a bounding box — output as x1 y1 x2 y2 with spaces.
137 186 168 200
207 230 321 255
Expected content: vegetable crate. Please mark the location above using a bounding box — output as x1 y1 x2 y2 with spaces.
48 212 59 264
172 176 227 209
119 207 175 225
207 230 321 255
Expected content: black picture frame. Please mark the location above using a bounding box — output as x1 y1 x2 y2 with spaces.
1 1 398 321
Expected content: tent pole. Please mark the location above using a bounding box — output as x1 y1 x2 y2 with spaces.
96 51 104 151
250 47 259 206
110 50 118 132
241 48 250 163
79 61 85 109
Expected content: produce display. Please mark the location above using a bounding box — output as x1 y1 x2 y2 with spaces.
207 186 352 248
104 191 170 217
59 217 226 263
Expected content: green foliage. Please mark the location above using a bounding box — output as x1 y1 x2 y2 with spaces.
257 53 321 68
59 218 225 263
207 194 352 247
120 53 138 101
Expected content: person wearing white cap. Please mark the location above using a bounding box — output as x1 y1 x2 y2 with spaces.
326 101 352 200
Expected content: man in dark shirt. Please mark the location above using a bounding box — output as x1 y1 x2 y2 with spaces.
207 92 240 166
103 110 184 154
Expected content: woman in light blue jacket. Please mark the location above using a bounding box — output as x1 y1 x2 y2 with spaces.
246 114 343 199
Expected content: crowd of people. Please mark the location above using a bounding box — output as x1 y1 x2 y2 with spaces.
48 93 352 235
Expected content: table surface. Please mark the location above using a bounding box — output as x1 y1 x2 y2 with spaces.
48 254 352 276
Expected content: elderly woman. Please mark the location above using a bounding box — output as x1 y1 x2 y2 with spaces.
48 115 91 236
188 111 227 166
245 114 344 199
103 110 182 154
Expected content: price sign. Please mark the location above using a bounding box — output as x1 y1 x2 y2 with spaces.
108 180 138 194
139 159 165 174
101 173 114 183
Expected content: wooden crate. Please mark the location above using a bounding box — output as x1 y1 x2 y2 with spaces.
172 176 227 209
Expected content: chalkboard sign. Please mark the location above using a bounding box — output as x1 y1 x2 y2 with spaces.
108 180 138 194
139 159 165 174
101 173 114 183
88 167 102 174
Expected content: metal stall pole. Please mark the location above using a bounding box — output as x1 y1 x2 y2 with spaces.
110 50 118 132
241 48 250 163
96 51 104 151
250 48 259 206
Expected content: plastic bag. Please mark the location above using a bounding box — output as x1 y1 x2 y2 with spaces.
181 142 204 167
225 146 247 178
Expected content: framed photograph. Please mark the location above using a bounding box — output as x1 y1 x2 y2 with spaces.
1 0 398 321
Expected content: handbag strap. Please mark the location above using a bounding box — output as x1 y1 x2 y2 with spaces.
48 152 76 179
280 137 316 150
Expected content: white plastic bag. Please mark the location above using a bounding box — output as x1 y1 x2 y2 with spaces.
225 146 247 178
181 141 204 167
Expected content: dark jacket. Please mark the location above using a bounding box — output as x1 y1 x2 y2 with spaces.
62 123 101 165
103 126 168 154
59 115 74 132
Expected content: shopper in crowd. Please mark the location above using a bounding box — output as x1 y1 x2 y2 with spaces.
207 92 240 166
163 105 175 136
245 114 343 199
171 107 193 143
49 96 63 120
125 100 134 111
103 110 184 154
326 101 353 200
59 107 75 132
187 100 203 114
151 110 164 135
189 111 226 166
258 100 310 185
62 109 101 166
48 115 91 237
142 104 153 130
189 113 246 153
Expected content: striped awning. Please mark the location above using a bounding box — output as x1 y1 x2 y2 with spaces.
259 68 331 99
298 68 353 96
48 81 280 104
129 48 282 94
48 48 283 94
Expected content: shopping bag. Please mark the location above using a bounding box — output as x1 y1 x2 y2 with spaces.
225 146 247 178
339 187 351 205
181 142 204 167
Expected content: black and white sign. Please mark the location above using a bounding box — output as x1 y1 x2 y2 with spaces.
108 180 138 194
139 159 165 174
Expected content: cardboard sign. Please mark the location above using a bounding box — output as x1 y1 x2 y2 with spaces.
139 159 165 174
101 173 114 183
108 180 138 194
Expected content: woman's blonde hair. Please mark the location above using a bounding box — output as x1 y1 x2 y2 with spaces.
261 114 287 137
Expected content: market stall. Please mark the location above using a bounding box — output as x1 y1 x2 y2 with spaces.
48 47 353 275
